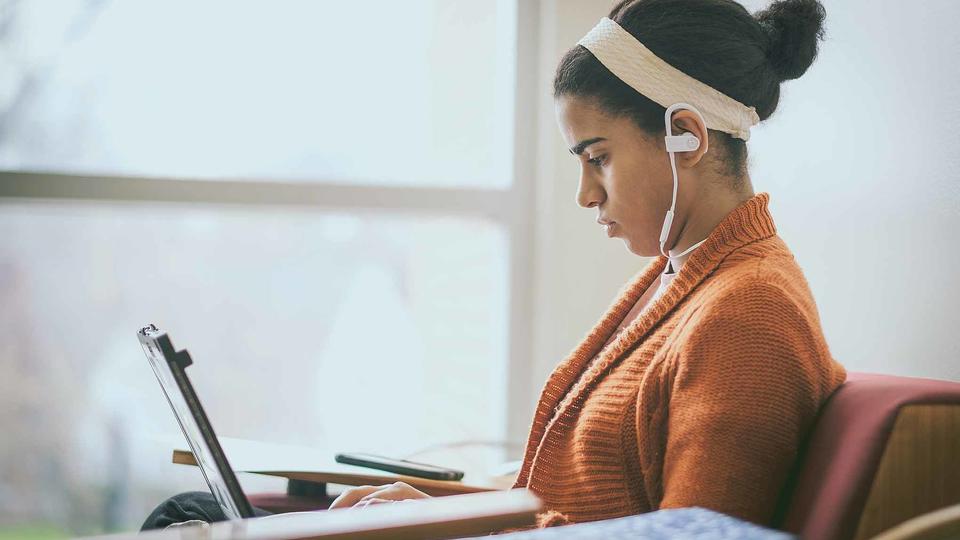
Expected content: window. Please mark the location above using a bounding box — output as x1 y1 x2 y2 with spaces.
0 0 516 187
0 1 535 536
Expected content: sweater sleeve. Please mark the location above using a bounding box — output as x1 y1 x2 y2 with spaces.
656 280 828 525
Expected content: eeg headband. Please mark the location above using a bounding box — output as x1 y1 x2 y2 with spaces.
577 17 760 141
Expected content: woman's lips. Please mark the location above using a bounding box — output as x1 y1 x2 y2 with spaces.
597 216 616 237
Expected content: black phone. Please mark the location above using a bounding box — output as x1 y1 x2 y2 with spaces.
334 452 465 481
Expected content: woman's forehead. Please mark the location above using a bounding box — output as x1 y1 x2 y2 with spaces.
556 96 642 149
557 97 611 146
556 95 610 126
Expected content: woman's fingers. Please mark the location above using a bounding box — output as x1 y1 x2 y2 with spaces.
328 484 392 510
357 486 403 503
329 481 432 510
355 497 393 507
357 482 430 504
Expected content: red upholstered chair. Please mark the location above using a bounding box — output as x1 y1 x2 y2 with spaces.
774 372 960 540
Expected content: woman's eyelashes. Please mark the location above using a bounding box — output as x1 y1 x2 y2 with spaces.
587 154 607 167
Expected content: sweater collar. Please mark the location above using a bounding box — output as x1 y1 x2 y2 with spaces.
587 191 775 359
574 191 776 382
516 192 778 486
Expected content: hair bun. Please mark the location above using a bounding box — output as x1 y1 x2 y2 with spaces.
754 0 827 82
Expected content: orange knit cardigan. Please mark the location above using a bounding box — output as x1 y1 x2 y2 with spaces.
510 192 847 529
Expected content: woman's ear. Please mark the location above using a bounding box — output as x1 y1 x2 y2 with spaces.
669 110 709 167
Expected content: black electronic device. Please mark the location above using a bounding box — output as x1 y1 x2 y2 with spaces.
335 452 465 481
137 324 256 520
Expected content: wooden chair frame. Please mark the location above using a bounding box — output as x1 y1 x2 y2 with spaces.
856 404 960 539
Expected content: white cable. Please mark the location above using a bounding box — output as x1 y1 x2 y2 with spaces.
658 103 709 261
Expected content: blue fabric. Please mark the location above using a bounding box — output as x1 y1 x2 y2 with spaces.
479 507 795 539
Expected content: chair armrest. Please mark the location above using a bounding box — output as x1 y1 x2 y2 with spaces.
872 502 960 540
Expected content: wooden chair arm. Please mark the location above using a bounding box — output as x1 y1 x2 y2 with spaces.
871 502 960 540
855 404 960 539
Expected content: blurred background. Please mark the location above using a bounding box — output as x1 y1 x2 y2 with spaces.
0 0 957 537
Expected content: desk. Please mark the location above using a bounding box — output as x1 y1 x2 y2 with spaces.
173 437 516 498
79 489 542 540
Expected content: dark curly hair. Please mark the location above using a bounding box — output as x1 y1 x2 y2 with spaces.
553 0 827 188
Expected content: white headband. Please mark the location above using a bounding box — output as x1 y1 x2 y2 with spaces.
577 17 759 141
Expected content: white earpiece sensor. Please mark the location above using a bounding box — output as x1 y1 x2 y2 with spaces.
664 133 700 153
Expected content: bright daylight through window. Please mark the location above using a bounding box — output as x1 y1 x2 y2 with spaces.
0 1 521 536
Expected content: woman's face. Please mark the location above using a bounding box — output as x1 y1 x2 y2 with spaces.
555 95 682 257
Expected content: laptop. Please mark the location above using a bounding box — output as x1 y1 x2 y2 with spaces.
137 323 256 520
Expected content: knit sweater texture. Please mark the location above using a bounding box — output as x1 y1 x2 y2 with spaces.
509 192 847 530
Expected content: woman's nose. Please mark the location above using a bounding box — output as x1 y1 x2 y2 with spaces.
576 172 604 209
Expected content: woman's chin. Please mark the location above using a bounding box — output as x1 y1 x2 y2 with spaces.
620 235 658 258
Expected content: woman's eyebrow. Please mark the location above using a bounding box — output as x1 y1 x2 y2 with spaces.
569 137 607 155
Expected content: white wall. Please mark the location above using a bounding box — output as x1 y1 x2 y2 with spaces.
528 0 960 410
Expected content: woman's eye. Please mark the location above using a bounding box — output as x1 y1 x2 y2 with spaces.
587 155 606 167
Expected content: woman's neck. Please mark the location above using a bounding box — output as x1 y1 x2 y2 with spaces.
668 182 755 266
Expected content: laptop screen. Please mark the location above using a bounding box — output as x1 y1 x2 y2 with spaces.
138 324 254 520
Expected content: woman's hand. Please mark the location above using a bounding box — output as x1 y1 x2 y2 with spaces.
328 481 432 509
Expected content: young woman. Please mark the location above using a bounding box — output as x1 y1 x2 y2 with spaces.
143 0 846 531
